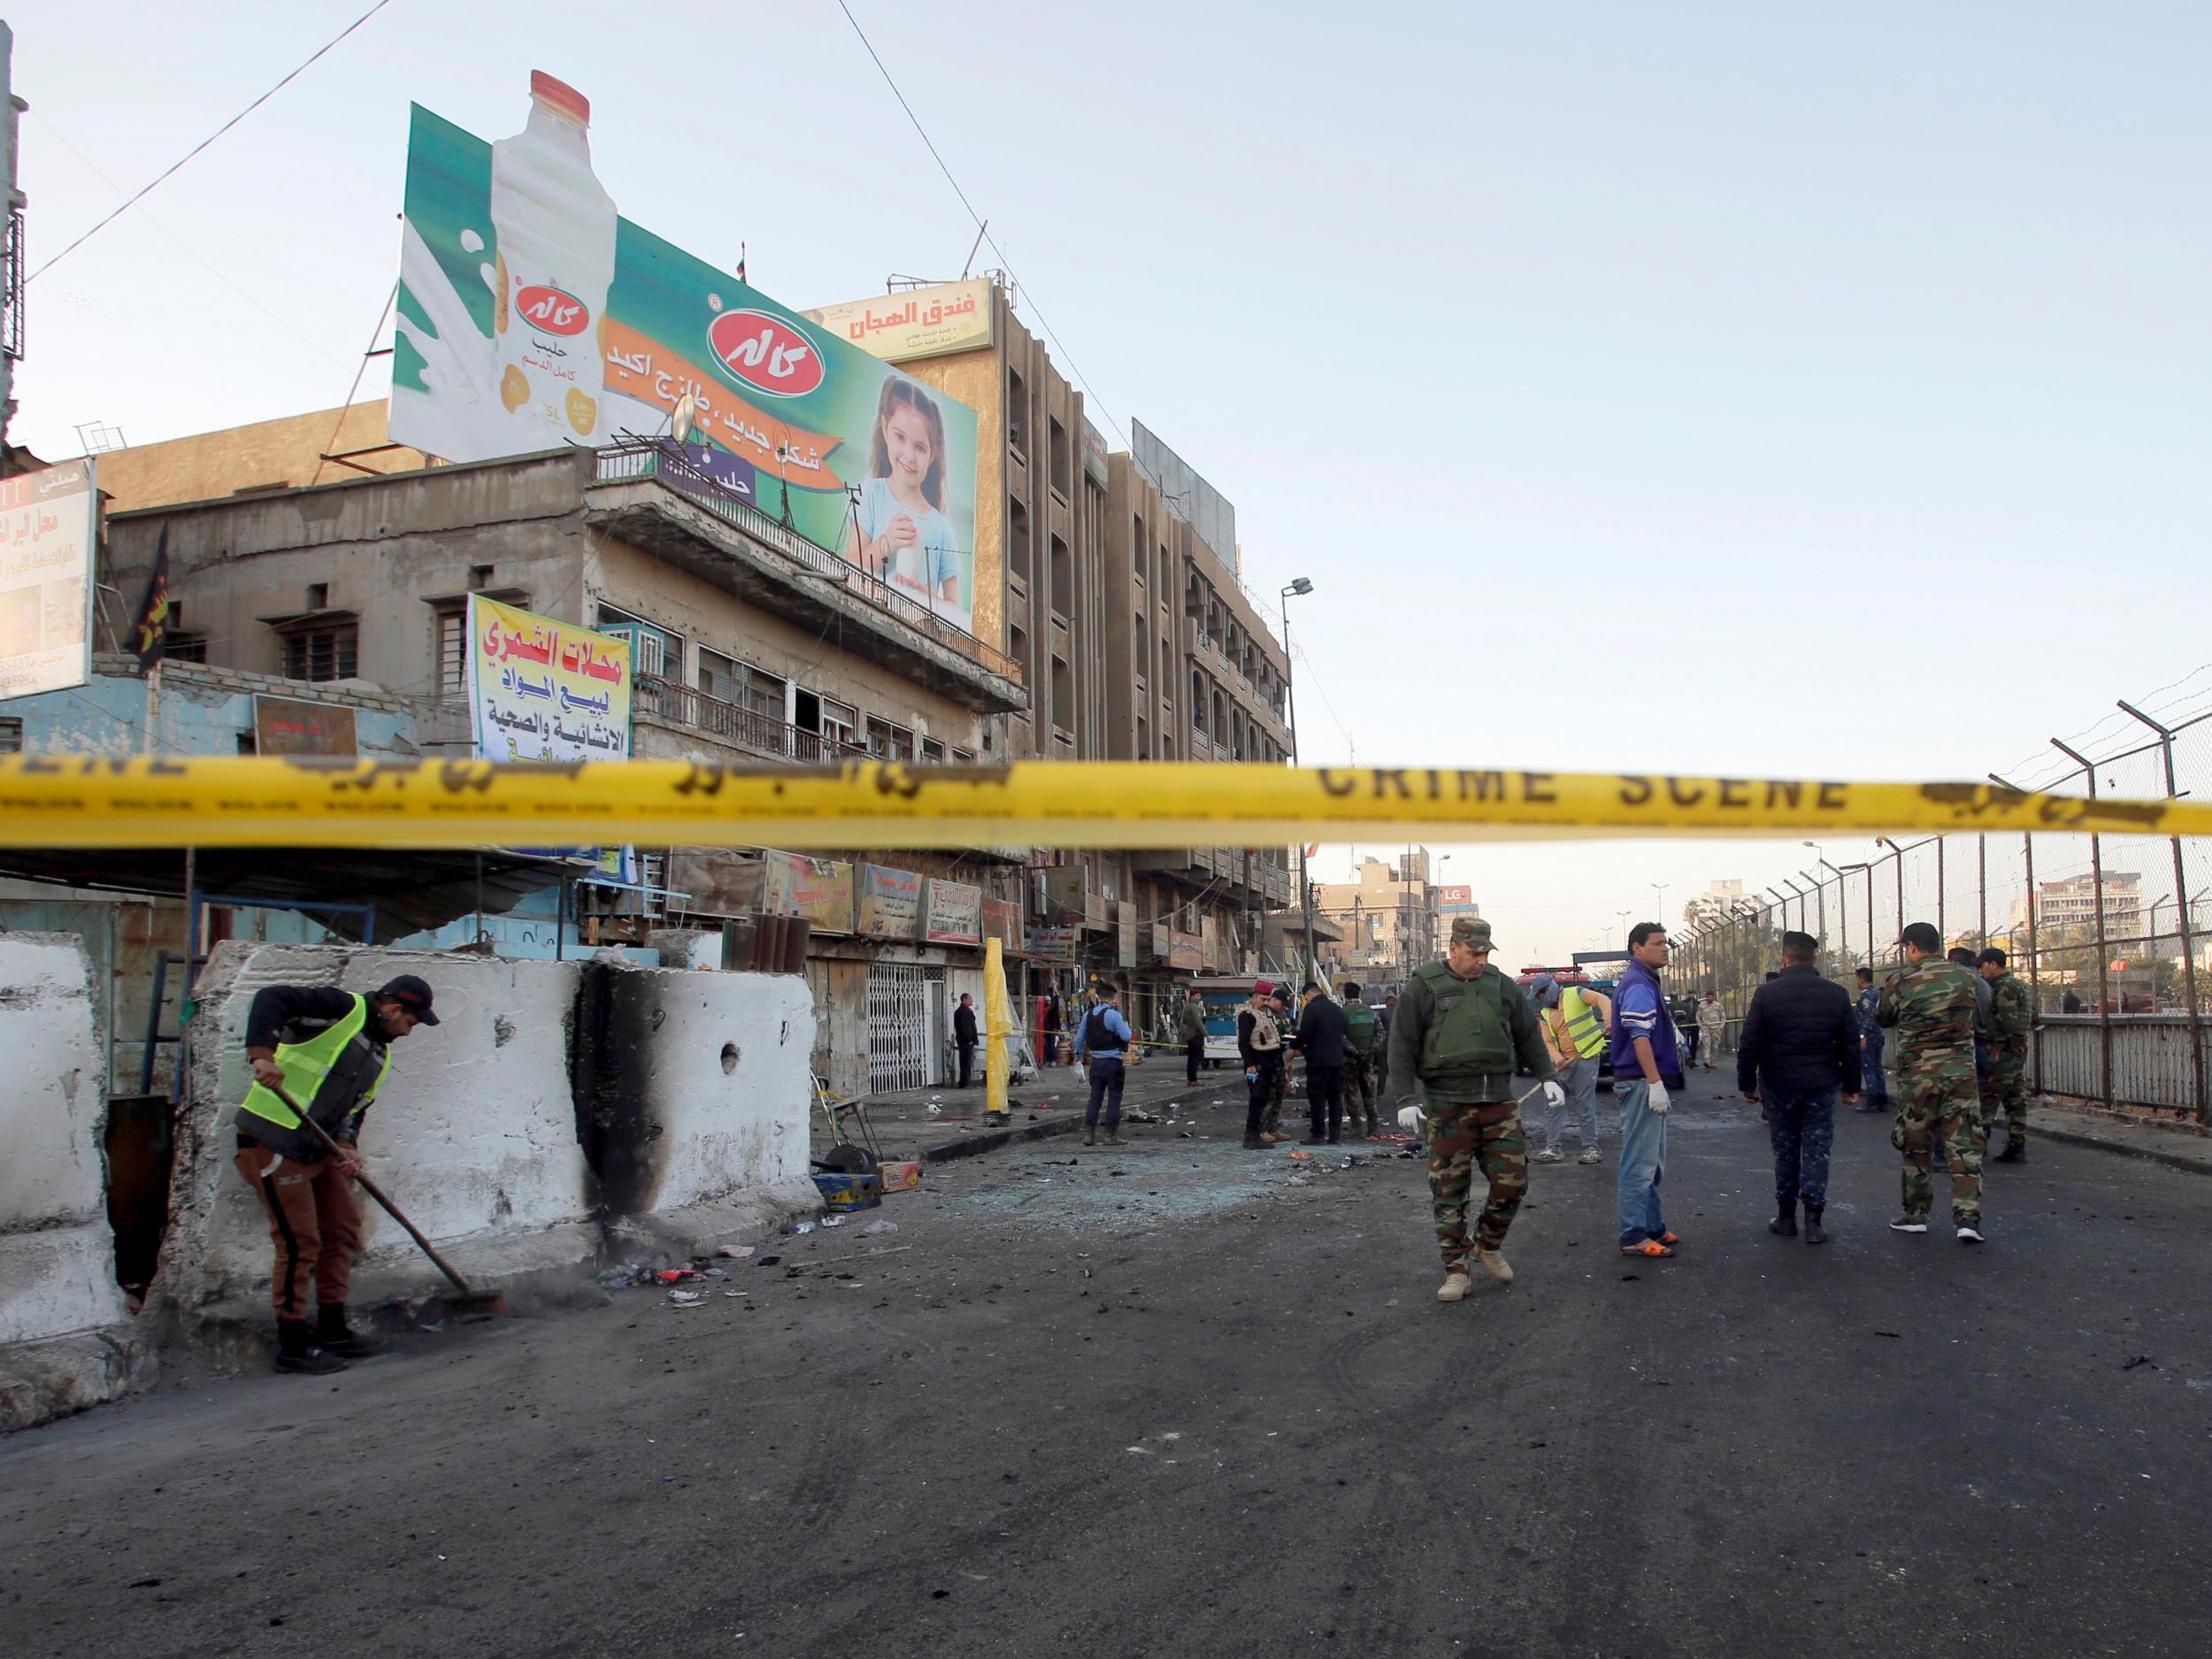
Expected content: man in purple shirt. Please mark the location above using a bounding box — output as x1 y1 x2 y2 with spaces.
1610 921 1684 1257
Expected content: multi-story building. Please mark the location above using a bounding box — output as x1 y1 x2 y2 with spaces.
1685 879 1751 929
76 426 1029 1097
809 280 1294 1027
1432 883 1479 956
1314 852 1438 987
2010 871 2147 942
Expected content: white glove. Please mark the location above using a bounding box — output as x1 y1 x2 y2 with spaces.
1645 1080 1671 1115
1540 1080 1565 1110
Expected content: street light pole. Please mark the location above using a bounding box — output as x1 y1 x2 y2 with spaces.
1279 578 1316 987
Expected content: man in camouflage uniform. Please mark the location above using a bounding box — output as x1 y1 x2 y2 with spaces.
1876 922 1986 1242
1979 947 2033 1162
1388 917 1563 1302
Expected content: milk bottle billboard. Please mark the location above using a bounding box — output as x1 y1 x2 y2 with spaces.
390 75 983 638
490 73 615 445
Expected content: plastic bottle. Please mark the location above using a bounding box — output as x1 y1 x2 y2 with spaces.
489 72 617 447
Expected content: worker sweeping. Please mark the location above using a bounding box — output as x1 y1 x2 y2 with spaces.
234 974 439 1374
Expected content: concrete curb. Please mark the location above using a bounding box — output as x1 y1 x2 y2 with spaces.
0 1325 160 1434
2031 1121 2212 1179
922 1112 1085 1164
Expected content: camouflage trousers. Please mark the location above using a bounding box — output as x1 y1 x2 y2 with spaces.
1426 1102 1528 1268
1896 1068 1983 1225
1261 1053 1290 1134
1345 1054 1377 1125
1985 1051 2028 1144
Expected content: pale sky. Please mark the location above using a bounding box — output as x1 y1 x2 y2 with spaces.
8 2 2207 961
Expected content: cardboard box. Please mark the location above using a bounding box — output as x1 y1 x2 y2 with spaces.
876 1160 923 1194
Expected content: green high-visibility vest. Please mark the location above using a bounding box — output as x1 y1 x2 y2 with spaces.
237 993 391 1139
1559 987 1607 1059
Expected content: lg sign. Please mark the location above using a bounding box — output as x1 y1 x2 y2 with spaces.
707 310 824 397
516 285 590 336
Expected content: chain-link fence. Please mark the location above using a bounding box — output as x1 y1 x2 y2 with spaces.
1674 700 2212 1123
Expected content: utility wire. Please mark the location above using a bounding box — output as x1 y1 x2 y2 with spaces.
27 0 397 284
29 112 349 369
833 4 1158 501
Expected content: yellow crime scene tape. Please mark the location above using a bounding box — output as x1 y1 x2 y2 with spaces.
1 757 2204 850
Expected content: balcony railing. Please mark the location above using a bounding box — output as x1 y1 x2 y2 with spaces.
636 675 870 764
594 440 1022 683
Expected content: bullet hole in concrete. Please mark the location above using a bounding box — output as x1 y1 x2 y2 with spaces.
721 1042 741 1075
650 1008 666 1032
494 1015 517 1048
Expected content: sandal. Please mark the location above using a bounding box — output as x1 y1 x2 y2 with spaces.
1621 1240 1675 1257
1657 1232 1681 1248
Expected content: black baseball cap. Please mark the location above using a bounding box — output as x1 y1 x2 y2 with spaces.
376 973 441 1025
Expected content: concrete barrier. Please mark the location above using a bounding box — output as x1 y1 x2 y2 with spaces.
0 934 152 1432
0 934 130 1345
158 943 817 1331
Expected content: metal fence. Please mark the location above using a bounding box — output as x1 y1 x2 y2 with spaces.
1672 696 2212 1122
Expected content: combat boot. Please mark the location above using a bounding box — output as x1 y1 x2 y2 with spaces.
273 1320 348 1376
1802 1207 1828 1245
1769 1205 1798 1237
1477 1248 1513 1285
314 1302 382 1360
1436 1267 1472 1302
1993 1141 2024 1163
1082 1125 1096 1147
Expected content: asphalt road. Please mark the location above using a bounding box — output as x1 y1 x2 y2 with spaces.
5 1069 2209 1659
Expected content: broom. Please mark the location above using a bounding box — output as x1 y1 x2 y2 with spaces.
264 1079 507 1322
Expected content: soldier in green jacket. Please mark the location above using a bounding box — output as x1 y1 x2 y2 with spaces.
1978 947 2034 1162
1388 918 1562 1302
1876 923 1985 1241
1340 980 1381 1137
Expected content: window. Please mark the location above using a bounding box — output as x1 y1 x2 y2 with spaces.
1048 534 1071 611
1006 369 1027 453
920 736 946 763
796 689 858 749
282 621 357 683
864 715 915 762
165 634 208 664
595 603 684 683
0 715 20 753
950 746 975 764
306 582 329 611
1008 496 1031 581
1048 417 1069 494
434 604 467 698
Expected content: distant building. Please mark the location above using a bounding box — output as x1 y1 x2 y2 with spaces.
1685 879 1750 928
2010 871 2145 942
1315 851 1440 981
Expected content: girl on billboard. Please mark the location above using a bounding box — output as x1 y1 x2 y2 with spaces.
844 377 962 611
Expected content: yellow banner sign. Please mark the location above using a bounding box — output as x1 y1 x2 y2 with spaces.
802 280 993 364
1 758 2205 851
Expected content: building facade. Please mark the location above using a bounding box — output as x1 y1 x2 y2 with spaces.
811 279 1294 1035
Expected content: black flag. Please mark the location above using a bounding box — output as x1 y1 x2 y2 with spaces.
129 527 170 669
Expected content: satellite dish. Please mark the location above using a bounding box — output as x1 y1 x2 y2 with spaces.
671 391 697 446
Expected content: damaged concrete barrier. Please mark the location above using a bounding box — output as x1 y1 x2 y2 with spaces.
0 934 154 1431
158 942 817 1354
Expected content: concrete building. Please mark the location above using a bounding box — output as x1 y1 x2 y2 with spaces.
1685 879 1751 929
810 279 1294 1029
1314 851 1439 987
39 434 1027 1098
2009 871 2147 943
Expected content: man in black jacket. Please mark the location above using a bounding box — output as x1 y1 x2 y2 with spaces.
1737 933 1860 1244
952 993 979 1087
1296 981 1351 1144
